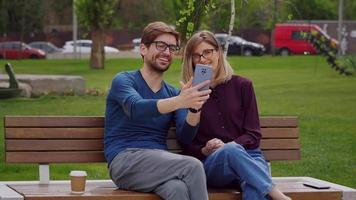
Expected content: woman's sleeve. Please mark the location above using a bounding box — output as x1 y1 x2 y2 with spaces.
234 80 262 149
181 140 206 161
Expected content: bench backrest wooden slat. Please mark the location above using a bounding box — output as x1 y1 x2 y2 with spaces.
260 117 298 127
6 140 104 151
4 138 300 151
4 116 300 163
260 128 298 138
261 150 300 161
6 127 299 139
5 116 104 127
5 127 104 139
168 127 299 139
6 152 105 163
166 139 300 151
5 116 298 128
5 150 301 164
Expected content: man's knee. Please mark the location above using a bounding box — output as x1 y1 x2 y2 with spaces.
182 156 205 174
168 180 189 198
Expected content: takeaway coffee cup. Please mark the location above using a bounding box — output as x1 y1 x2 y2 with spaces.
70 170 87 194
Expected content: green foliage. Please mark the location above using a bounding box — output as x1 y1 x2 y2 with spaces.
285 0 338 20
304 32 354 76
206 0 356 32
74 0 121 69
344 0 356 20
1 0 356 37
117 0 176 32
0 0 44 34
237 0 273 29
287 14 293 21
47 0 72 25
206 0 231 32
74 0 120 31
176 0 215 42
207 0 292 32
335 56 356 75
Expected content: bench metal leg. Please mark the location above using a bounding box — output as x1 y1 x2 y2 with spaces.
267 162 272 176
39 165 50 184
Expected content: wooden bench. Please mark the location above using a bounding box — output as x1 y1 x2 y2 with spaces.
3 116 344 200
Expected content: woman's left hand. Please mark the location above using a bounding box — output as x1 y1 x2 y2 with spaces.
209 138 224 151
201 138 225 156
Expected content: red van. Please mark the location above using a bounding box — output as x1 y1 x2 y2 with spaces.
273 23 338 55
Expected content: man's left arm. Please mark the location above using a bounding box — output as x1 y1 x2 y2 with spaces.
174 108 200 144
166 80 210 144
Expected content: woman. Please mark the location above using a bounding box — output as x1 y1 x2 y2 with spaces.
181 30 291 200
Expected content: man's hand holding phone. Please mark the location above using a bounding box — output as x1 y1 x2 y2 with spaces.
178 78 211 111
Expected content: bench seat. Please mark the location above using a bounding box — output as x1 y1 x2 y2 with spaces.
5 178 344 200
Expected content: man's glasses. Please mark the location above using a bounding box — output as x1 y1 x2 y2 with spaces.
192 49 215 62
147 41 180 54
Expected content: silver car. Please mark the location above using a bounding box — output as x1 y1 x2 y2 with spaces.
28 41 62 54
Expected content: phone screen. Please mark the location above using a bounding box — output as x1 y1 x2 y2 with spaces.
192 64 212 91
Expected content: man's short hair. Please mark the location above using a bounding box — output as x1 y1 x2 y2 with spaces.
141 21 179 46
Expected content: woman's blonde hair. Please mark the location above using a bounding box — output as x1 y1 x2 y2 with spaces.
181 30 234 87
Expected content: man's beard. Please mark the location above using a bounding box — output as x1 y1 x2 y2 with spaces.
147 54 171 73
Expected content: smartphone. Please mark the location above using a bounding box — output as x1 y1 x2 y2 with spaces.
192 64 212 91
303 182 330 190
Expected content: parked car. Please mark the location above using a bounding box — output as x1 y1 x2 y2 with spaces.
0 41 46 59
214 33 265 56
273 23 339 55
62 40 119 53
28 41 62 54
132 38 141 53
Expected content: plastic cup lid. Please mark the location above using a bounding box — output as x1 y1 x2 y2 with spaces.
69 170 87 177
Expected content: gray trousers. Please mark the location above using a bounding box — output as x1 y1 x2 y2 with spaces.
109 148 209 200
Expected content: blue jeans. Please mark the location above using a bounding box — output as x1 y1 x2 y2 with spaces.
203 142 273 200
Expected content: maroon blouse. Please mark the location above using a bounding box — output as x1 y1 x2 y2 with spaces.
182 75 262 160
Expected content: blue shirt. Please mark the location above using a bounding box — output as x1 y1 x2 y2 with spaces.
104 70 198 164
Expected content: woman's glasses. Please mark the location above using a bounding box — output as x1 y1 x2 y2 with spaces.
192 49 215 62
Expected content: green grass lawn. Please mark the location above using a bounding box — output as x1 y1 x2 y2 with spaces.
0 56 355 188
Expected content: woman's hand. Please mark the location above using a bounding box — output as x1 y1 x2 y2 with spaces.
201 138 225 156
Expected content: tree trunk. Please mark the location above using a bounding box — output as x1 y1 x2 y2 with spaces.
224 0 235 57
90 29 105 69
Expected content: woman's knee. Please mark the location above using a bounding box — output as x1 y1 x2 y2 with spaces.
221 142 245 156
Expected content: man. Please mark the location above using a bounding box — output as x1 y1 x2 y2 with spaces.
104 21 211 200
